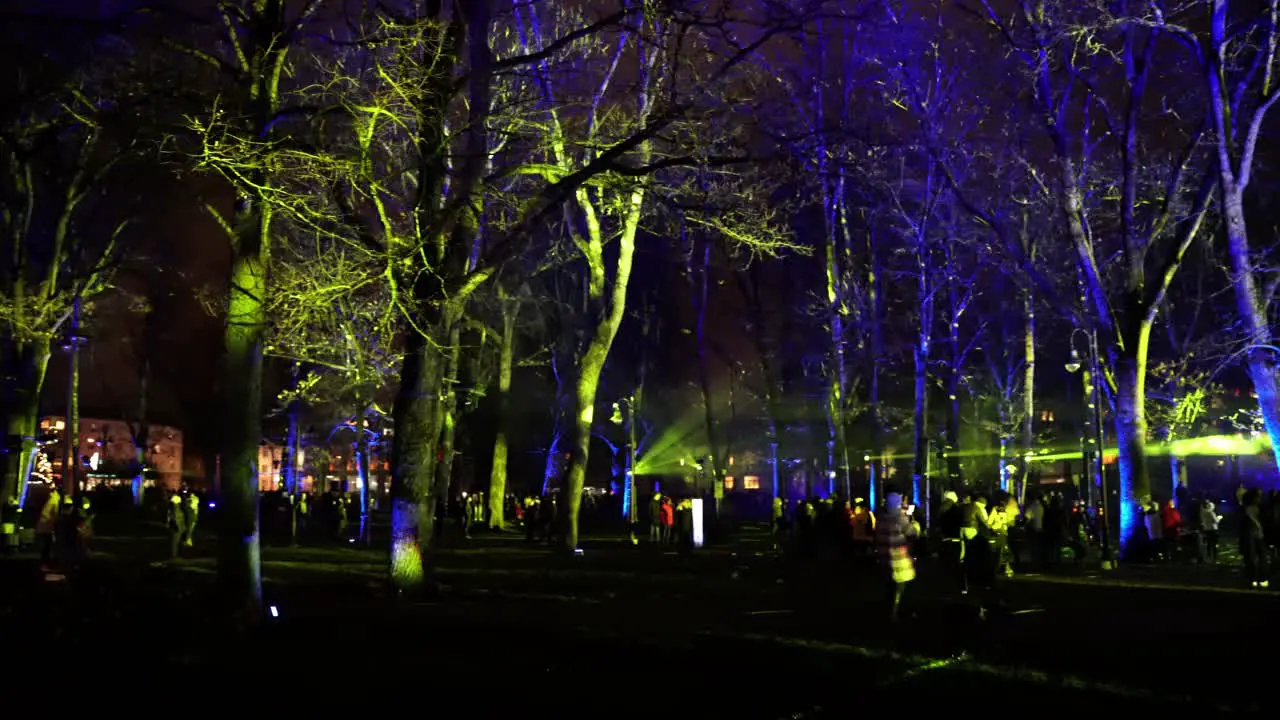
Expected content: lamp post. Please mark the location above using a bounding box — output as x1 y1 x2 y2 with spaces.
612 396 638 544
61 297 85 498
1065 328 1113 568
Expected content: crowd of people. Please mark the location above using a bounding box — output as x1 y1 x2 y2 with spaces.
767 481 1279 622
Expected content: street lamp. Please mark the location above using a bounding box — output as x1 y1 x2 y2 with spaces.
1065 327 1114 568
60 297 85 498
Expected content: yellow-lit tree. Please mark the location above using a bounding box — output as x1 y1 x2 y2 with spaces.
520 1 816 549
171 0 336 622
0 33 129 512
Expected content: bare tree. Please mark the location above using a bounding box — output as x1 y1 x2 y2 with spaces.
967 1 1216 552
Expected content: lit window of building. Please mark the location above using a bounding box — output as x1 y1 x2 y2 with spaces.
743 476 761 490
724 476 735 489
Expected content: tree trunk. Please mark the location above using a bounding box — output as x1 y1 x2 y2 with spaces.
487 296 518 529
998 435 1010 492
62 301 81 498
435 323 463 532
283 363 301 494
389 313 446 593
945 273 962 486
1019 286 1035 505
1168 452 1185 500
1222 193 1280 472
1112 326 1152 557
217 215 268 623
542 348 569 495
130 358 150 505
693 238 728 504
283 366 302 543
561 188 641 550
2 337 51 509
563 344 607 550
357 405 371 544
868 229 884 507
912 337 929 504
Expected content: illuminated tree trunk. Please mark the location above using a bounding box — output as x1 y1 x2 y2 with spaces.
487 293 517 529
1 338 51 508
997 435 1010 492
1019 284 1035 504
912 334 930 504
435 323 463 527
1168 445 1185 500
867 227 884 507
1203 1 1280 473
389 309 446 592
1221 194 1280 472
1112 330 1151 553
911 252 933 505
217 208 269 622
283 363 302 494
945 265 962 487
561 187 642 551
131 359 149 506
356 404 371 544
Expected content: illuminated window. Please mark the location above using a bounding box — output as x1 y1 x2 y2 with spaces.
724 476 735 489
744 476 761 490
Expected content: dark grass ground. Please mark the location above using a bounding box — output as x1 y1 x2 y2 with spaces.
2 528 1274 716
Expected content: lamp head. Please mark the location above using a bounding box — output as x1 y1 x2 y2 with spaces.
1064 348 1082 373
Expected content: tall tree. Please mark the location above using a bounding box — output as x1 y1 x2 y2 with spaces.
0 18 130 512
970 1 1216 552
176 0 336 620
1147 1 1280 473
486 283 521 529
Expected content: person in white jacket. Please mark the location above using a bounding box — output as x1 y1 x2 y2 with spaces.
1198 500 1220 564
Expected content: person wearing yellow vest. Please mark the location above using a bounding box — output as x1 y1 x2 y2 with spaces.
168 492 187 559
184 493 200 547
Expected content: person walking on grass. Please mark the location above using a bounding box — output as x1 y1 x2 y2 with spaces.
875 492 918 623
1241 490 1269 589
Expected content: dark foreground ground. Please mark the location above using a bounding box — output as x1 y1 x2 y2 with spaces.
3 529 1274 716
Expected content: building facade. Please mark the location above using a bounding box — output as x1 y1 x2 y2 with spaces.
38 416 184 490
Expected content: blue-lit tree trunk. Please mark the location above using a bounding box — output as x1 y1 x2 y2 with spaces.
282 363 302 496
978 3 1216 556
942 236 978 490
812 13 855 501
867 226 884 508
355 404 371 544
130 358 149 506
1203 0 1280 476
1019 237 1036 505
822 174 854 500
945 273 963 488
909 169 938 506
